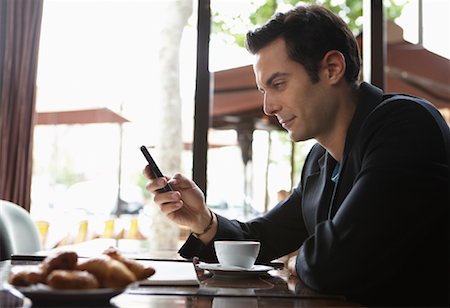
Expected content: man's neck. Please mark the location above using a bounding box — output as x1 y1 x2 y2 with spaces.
317 83 359 163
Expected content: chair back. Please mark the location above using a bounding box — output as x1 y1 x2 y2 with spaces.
0 200 42 260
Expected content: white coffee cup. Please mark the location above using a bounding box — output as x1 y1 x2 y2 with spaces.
214 240 260 269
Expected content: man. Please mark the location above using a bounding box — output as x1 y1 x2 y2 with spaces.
145 5 449 306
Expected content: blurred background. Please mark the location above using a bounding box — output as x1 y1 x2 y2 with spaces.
25 0 449 253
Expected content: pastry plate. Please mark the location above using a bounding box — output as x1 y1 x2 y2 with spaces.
4 282 132 305
198 263 274 278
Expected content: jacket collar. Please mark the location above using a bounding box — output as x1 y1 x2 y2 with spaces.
343 82 384 157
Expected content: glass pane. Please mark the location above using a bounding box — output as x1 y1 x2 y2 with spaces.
32 0 197 252
208 0 314 219
421 0 449 58
396 0 449 59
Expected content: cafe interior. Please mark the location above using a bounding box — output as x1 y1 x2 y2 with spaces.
0 0 449 307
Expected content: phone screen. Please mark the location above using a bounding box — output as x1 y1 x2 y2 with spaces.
140 146 173 192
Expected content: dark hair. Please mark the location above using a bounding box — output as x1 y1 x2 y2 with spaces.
246 5 360 83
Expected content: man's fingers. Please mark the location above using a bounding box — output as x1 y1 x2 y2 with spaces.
158 200 183 216
154 191 180 204
146 176 170 193
288 256 298 277
143 165 155 179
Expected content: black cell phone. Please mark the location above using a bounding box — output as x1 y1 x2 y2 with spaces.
140 145 173 192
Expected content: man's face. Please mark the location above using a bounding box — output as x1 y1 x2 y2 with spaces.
253 37 338 142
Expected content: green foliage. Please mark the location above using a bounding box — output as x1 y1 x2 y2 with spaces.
212 0 406 48
249 0 278 25
385 0 406 20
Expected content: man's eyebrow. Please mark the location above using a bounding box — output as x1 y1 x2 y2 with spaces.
265 72 289 86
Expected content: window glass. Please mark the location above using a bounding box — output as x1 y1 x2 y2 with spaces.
396 0 449 59
207 0 317 219
32 0 197 251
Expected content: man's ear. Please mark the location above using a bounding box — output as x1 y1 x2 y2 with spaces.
321 50 346 84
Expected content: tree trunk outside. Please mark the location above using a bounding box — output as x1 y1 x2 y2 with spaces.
150 0 193 250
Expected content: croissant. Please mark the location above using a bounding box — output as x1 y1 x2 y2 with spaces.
40 250 78 276
8 249 152 290
46 270 99 289
8 265 44 286
105 258 138 288
77 255 136 288
103 247 155 280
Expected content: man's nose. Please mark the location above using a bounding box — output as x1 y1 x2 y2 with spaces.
263 94 279 116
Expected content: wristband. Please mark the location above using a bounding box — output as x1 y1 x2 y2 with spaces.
192 208 214 238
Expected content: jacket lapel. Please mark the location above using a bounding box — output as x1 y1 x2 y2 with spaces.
303 152 337 233
328 82 384 218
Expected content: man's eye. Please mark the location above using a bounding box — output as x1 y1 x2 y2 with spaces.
273 81 285 89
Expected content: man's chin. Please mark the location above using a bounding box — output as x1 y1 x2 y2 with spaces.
289 131 311 143
289 134 303 143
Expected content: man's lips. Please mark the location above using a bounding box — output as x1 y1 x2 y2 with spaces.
278 116 295 128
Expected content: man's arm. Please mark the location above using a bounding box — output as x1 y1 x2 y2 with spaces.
179 186 310 263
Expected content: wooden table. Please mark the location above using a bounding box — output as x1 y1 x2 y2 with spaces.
0 241 362 307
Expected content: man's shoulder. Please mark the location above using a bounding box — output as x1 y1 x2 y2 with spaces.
378 93 440 117
369 93 449 134
358 83 444 124
357 92 450 160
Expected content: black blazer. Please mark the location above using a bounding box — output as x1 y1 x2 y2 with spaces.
179 83 450 306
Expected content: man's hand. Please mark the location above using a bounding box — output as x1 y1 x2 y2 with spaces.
143 166 217 243
288 254 298 277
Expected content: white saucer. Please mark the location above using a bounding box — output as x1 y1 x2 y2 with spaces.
198 263 274 278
